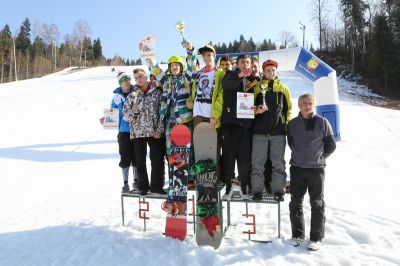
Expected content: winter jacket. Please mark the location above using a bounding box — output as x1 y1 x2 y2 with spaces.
111 86 135 133
220 69 257 129
253 78 292 135
123 85 162 139
149 51 196 132
188 67 225 128
287 113 336 168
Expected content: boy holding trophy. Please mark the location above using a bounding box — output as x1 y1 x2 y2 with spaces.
250 60 292 201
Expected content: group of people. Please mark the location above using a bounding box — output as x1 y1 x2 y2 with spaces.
100 40 337 250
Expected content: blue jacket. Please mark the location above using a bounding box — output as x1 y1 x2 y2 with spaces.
111 86 134 132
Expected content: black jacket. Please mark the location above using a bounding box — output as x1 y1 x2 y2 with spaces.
221 69 256 129
252 78 292 136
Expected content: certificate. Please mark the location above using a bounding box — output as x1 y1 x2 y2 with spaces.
236 92 254 119
103 108 119 129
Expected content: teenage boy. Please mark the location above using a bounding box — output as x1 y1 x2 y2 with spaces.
219 56 234 73
123 68 165 196
185 44 226 183
220 55 256 199
250 60 292 202
100 72 138 193
287 93 336 251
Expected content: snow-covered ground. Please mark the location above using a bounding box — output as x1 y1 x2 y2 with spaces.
0 67 399 266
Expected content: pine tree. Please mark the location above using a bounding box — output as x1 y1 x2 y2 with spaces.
93 38 103 63
368 14 399 93
16 18 32 53
0 24 12 83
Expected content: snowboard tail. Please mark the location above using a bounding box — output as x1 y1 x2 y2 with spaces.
193 122 222 249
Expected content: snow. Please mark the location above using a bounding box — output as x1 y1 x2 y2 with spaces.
1 67 400 266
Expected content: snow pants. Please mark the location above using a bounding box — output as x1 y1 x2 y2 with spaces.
221 124 252 193
118 132 136 168
289 166 325 241
251 134 287 194
133 137 166 191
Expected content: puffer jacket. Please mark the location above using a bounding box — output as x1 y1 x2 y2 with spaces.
111 85 134 133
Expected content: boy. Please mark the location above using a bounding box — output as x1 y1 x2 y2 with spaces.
219 56 234 73
100 72 138 193
123 68 165 196
287 93 336 251
186 44 224 128
251 60 292 201
220 55 256 199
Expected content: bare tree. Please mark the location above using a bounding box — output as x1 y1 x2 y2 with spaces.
63 34 79 67
74 20 91 68
311 0 330 51
42 23 60 71
278 31 298 48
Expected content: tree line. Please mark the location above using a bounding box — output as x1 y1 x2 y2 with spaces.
210 0 400 98
309 0 400 98
0 17 139 83
3 2 400 99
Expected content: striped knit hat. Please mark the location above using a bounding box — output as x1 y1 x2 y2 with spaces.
117 71 131 85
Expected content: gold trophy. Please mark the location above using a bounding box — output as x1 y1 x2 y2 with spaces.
175 21 186 46
260 83 268 110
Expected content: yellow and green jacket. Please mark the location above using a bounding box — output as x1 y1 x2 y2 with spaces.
187 68 225 128
253 77 292 135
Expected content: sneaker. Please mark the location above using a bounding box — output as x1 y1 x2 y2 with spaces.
238 190 250 200
289 237 303 247
150 188 167 195
307 241 321 251
274 192 284 202
121 184 130 193
252 192 263 201
139 190 148 196
222 190 233 201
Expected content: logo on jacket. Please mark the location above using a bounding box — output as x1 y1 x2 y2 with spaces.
307 58 320 71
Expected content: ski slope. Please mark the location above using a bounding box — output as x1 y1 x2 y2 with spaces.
0 66 399 266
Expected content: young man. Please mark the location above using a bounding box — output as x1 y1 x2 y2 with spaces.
220 55 256 199
250 57 262 81
250 57 272 194
219 56 234 73
186 44 226 184
251 60 292 202
123 68 165 196
287 93 336 251
100 72 138 193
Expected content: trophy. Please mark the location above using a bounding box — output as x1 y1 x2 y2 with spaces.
175 21 187 46
132 91 140 116
260 83 268 110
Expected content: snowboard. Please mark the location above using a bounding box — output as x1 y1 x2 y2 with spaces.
163 123 191 241
193 122 222 249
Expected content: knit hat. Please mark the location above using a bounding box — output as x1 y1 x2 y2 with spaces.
262 59 278 70
117 71 131 85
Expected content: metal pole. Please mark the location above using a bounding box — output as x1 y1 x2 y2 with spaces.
299 22 306 47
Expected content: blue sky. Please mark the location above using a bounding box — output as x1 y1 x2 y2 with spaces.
1 0 340 61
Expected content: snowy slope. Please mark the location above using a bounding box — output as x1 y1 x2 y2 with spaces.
0 67 399 266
